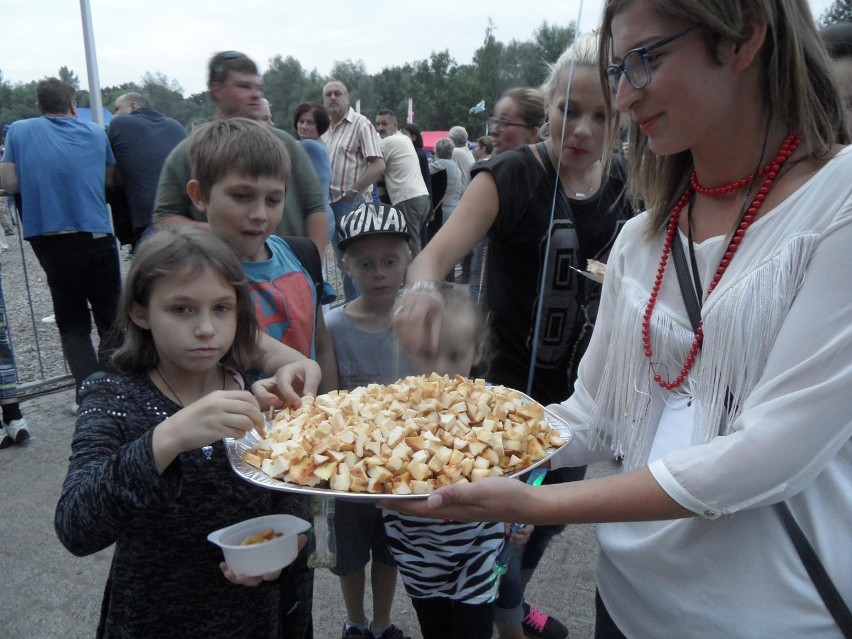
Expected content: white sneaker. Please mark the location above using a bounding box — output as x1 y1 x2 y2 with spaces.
41 314 56 324
4 418 29 445
0 425 12 449
70 402 79 415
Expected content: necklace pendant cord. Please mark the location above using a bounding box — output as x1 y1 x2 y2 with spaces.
155 365 227 460
155 365 227 407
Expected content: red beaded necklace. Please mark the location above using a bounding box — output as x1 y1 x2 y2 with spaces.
642 131 801 391
690 157 775 196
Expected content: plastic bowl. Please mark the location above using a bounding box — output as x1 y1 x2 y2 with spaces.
207 513 311 577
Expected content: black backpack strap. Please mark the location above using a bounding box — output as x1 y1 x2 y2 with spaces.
282 236 325 306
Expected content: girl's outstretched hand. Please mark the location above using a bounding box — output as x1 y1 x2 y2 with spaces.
252 358 322 409
152 390 264 472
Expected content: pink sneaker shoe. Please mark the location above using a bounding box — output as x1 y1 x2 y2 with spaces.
522 602 568 639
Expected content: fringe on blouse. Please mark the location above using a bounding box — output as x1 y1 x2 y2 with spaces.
588 233 818 471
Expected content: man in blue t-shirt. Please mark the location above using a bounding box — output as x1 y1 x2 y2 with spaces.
0 78 122 402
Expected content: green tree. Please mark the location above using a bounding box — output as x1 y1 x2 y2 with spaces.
0 77 39 126
264 55 309 132
184 91 213 130
0 70 11 119
371 65 412 121
407 51 457 129
473 21 505 110
500 40 546 89
301 70 326 104
140 72 187 120
533 22 574 64
820 0 852 24
58 66 81 89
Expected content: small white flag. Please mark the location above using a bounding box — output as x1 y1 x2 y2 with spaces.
407 98 414 124
356 99 361 114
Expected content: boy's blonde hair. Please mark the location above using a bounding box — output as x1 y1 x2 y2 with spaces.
188 117 291 198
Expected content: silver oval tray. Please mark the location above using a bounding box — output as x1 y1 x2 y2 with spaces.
570 265 604 284
225 389 573 502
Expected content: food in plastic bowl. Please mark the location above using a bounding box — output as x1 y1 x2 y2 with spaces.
207 514 311 577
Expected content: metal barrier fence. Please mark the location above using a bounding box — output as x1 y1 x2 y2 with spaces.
1 198 77 399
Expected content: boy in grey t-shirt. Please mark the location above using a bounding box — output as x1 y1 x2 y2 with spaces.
324 202 413 639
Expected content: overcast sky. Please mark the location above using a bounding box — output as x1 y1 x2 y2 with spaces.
3 0 837 98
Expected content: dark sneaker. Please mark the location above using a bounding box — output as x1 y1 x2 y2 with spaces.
371 624 410 639
522 602 568 639
0 426 12 449
341 623 370 638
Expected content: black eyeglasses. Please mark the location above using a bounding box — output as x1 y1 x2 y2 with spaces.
605 27 694 94
487 117 531 130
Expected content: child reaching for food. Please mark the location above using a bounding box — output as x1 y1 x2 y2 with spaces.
382 287 520 639
54 227 313 638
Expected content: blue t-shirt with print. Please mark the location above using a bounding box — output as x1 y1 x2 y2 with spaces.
241 235 317 358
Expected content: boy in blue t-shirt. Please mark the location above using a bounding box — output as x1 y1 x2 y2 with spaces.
186 117 338 393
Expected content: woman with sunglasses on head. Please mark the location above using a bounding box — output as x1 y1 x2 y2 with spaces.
488 87 545 154
463 88 547 302
393 34 636 639
388 1 852 637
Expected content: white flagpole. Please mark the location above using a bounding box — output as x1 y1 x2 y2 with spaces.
79 0 104 127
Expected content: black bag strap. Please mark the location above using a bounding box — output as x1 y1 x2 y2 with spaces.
282 236 324 306
670 230 702 333
775 502 852 637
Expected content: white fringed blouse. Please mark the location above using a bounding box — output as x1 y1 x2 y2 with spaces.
550 146 852 638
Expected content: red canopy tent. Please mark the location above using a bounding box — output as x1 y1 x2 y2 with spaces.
421 130 450 152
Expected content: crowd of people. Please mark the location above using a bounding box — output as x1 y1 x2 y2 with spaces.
1 0 851 637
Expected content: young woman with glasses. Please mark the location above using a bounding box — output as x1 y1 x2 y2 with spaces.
388 1 852 637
